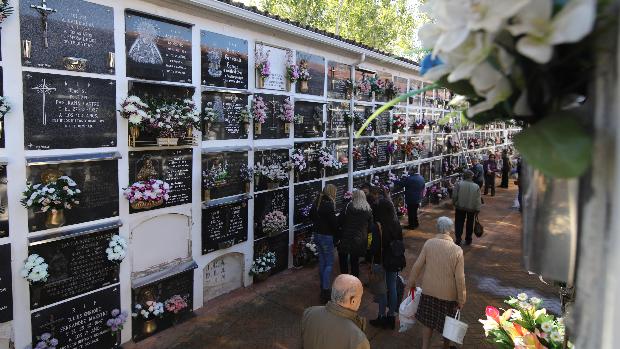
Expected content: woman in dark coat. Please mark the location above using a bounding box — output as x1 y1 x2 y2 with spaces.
337 190 373 278
310 184 338 303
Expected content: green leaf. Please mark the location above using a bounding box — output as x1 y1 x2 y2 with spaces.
515 112 592 178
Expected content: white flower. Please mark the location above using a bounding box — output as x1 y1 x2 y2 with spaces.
550 331 563 342
541 321 554 333
508 0 596 63
530 297 542 306
517 292 528 301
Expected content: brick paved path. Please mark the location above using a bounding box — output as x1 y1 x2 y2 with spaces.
125 184 559 349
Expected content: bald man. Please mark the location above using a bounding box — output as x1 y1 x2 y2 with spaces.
301 274 370 349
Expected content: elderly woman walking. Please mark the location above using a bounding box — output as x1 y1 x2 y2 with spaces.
338 190 373 277
405 217 466 349
310 184 339 303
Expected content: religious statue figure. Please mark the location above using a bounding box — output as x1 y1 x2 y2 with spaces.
137 158 159 181
129 20 163 65
207 49 223 77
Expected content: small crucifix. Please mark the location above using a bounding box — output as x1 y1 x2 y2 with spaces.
32 78 57 126
31 0 58 49
269 97 279 129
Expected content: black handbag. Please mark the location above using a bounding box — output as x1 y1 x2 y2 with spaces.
474 214 484 237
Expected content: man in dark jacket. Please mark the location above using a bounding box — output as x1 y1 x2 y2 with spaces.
500 150 511 188
395 168 425 229
483 153 498 196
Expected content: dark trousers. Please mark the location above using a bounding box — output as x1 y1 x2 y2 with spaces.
500 170 510 188
339 252 360 277
455 209 475 243
484 175 496 196
474 181 484 203
407 202 419 228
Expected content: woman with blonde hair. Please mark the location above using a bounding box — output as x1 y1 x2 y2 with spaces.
405 216 466 349
310 184 338 303
337 190 373 278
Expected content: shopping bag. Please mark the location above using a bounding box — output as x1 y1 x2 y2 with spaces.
443 310 468 344
398 287 422 333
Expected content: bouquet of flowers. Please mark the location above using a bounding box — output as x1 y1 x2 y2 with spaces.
298 60 311 81
132 301 165 320
203 163 229 190
21 176 81 213
256 163 289 182
255 45 271 78
239 164 254 183
165 295 188 314
290 149 307 172
368 77 385 96
392 113 407 132
0 96 10 119
21 254 48 284
123 179 170 204
344 191 353 201
368 143 378 160
285 50 300 83
250 252 277 276
33 333 58 349
479 293 570 349
262 210 287 235
317 148 342 169
119 96 149 127
398 206 408 216
106 235 127 264
252 96 267 124
386 142 398 155
146 102 186 138
202 106 218 125
413 119 427 130
106 309 128 333
278 97 295 123
356 75 371 96
304 240 318 257
352 147 363 161
178 99 200 129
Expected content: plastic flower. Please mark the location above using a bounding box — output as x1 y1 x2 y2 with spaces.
541 321 554 333
550 331 563 342
517 292 528 301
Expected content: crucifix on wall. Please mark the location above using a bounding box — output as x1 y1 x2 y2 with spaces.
31 78 56 126
268 97 279 130
31 0 58 49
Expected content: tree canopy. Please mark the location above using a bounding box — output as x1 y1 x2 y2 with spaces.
258 0 424 60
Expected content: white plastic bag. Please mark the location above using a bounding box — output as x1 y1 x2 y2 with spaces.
398 287 422 333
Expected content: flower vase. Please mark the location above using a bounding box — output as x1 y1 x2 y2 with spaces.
129 126 140 147
156 137 179 146
245 182 251 193
300 80 309 93
256 73 265 89
253 272 269 283
243 122 250 135
284 122 291 134
286 80 292 92
204 189 211 203
186 126 193 138
254 122 262 135
45 209 65 229
112 331 123 349
267 182 278 190
142 319 157 336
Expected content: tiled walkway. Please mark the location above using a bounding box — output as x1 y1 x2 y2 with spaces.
125 184 558 348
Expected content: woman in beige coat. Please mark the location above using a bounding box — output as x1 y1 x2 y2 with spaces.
405 216 466 349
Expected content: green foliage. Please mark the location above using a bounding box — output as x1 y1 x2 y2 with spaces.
259 0 421 58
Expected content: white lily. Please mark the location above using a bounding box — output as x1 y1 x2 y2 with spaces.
467 65 513 116
508 0 596 64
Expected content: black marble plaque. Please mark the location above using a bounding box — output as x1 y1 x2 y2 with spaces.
132 268 194 341
293 181 321 226
23 72 116 150
202 91 249 140
325 177 348 212
31 285 119 349
0 165 7 238
29 228 119 310
254 188 289 240
254 93 288 139
129 81 194 100
128 148 193 213
201 31 248 89
294 142 321 183
327 61 351 100
20 0 115 74
327 102 349 138
374 110 391 136
294 101 323 138
254 149 290 191
254 233 289 274
202 151 248 200
353 139 371 172
27 160 119 232
202 200 248 254
353 105 373 137
353 174 372 190
432 159 443 181
0 244 12 323
296 51 325 96
375 140 390 167
125 11 192 83
421 162 431 182
325 140 349 177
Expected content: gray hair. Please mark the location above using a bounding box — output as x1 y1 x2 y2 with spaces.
331 284 357 303
351 189 372 212
437 216 454 234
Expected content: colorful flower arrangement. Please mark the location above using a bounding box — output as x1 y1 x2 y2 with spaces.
203 163 229 190
250 252 277 276
386 141 398 155
356 75 371 96
392 113 407 132
165 295 188 314
33 333 58 349
317 148 343 169
413 119 427 130
479 293 570 349
278 97 295 123
398 206 408 216
262 210 288 236
106 235 127 264
0 96 11 120
255 45 271 78
368 76 385 97
121 96 200 137
106 309 128 333
132 301 165 320
21 254 48 284
0 1 14 24
298 59 311 81
256 163 289 182
252 96 267 124
368 143 378 160
352 147 363 161
304 241 318 257
123 179 170 204
384 80 401 99
290 149 307 172
21 176 81 213
239 164 254 183
285 50 300 83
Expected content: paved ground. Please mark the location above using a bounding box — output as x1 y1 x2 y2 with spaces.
125 183 559 349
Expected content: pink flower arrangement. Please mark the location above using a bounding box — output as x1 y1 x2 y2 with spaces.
398 206 408 215
298 59 311 81
278 97 295 123
285 50 300 82
255 45 271 78
252 96 267 124
356 75 371 96
123 179 170 203
318 148 342 169
165 295 188 314
392 113 407 132
344 191 353 201
290 149 307 172
262 210 288 236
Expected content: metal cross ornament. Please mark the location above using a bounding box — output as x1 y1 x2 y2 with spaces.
31 78 56 126
31 0 57 48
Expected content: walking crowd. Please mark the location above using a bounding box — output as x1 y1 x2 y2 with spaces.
302 151 521 349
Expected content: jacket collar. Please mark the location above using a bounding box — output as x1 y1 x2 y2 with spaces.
326 301 366 332
435 233 454 242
